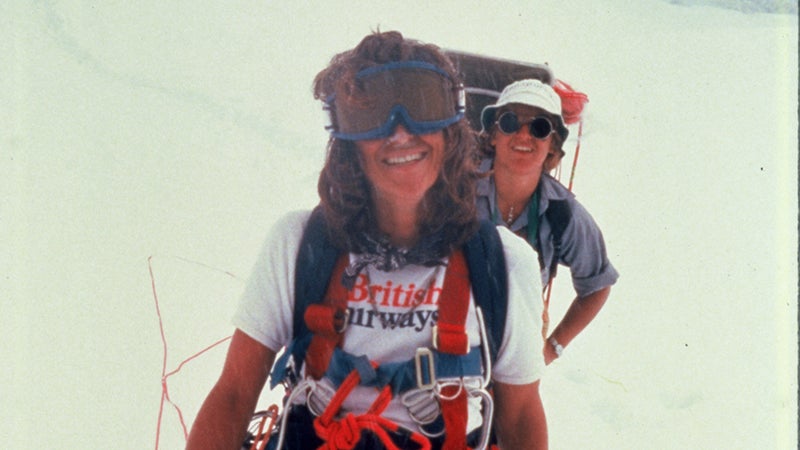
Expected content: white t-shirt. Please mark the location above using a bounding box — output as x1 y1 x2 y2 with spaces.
233 210 544 433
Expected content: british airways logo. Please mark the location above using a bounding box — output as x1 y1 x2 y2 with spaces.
344 274 441 331
347 274 442 306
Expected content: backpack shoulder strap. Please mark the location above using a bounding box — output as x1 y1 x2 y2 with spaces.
463 220 507 364
543 199 571 281
270 206 340 388
291 206 341 351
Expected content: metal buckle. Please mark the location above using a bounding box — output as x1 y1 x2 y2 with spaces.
306 378 336 417
401 388 440 426
476 307 492 388
414 347 436 390
334 308 349 334
281 354 298 390
470 386 494 450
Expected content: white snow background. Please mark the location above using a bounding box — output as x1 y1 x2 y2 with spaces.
2 0 797 449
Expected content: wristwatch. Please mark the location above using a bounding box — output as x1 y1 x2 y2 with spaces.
549 337 564 357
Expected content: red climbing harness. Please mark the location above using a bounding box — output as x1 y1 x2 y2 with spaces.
299 250 485 450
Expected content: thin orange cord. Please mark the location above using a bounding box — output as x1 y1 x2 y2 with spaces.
542 280 553 339
567 120 584 192
544 117 583 339
149 255 236 449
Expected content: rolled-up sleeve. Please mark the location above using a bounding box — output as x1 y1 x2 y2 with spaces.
559 200 619 297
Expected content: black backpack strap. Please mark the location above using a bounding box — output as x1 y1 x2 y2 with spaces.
463 220 507 364
542 199 571 282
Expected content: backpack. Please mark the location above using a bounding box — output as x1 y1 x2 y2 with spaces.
443 49 579 288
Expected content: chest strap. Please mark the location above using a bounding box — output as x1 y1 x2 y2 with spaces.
323 346 483 394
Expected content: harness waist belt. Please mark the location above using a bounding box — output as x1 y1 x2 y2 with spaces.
324 346 483 394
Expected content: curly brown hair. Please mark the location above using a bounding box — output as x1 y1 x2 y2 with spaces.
313 31 479 254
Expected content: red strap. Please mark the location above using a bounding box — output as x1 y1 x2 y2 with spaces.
435 251 470 355
435 250 473 450
304 254 350 379
440 385 468 450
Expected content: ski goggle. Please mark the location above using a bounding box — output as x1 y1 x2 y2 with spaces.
495 111 555 139
324 61 465 141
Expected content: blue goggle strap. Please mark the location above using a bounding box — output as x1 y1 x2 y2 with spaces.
330 104 464 141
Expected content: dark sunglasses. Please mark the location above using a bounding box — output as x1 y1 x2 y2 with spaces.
495 111 554 139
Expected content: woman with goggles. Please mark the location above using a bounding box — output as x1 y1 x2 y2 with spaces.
187 32 548 450
477 79 618 366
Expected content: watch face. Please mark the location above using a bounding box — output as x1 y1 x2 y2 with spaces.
549 338 564 356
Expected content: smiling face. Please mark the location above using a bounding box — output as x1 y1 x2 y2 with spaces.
490 103 555 177
356 124 446 207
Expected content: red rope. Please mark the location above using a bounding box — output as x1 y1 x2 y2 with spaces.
314 369 431 450
250 404 280 450
149 255 236 449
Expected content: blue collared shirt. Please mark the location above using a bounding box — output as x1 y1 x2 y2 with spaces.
476 158 618 297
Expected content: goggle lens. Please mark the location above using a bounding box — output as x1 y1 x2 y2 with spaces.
496 112 554 139
326 61 464 141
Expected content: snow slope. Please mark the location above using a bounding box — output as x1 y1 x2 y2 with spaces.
2 0 796 448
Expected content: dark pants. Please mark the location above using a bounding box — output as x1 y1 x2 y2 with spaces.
264 405 481 449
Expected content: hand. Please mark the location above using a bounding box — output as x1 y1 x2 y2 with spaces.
543 340 559 365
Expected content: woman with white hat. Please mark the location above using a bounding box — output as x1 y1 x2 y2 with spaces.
476 79 619 365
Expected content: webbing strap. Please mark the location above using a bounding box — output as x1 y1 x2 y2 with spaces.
304 255 350 380
323 346 483 394
433 250 472 450
434 251 470 355
440 385 468 450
